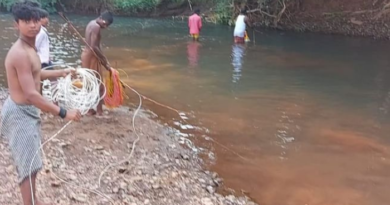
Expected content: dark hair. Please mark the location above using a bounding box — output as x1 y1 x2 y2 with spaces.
40 9 49 18
240 8 247 15
25 0 41 8
100 11 114 25
194 8 200 14
12 1 42 22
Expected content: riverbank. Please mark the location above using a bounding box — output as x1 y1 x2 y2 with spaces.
0 88 256 205
58 0 390 39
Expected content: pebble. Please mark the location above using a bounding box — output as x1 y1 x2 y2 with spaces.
152 184 160 189
206 186 216 194
71 193 87 202
118 167 127 173
50 180 61 187
6 165 13 174
68 174 77 181
120 182 128 189
113 187 119 193
171 172 178 178
201 197 214 205
95 145 104 150
181 154 190 160
214 178 223 186
58 142 69 148
199 178 206 184
212 172 218 179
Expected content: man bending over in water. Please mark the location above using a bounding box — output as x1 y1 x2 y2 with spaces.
1 1 81 205
81 11 114 117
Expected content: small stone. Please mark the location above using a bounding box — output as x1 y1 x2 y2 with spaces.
113 187 119 193
102 150 110 156
206 186 216 194
199 178 206 184
128 185 136 193
6 165 13 173
201 197 214 205
181 154 190 160
212 172 218 179
51 180 61 187
118 167 127 174
58 142 69 148
214 178 223 186
144 199 150 204
71 193 87 202
120 182 127 189
69 174 77 181
225 195 236 202
152 184 160 189
84 147 92 152
171 172 178 178
95 145 104 150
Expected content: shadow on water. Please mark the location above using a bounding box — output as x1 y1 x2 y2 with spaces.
1 12 390 205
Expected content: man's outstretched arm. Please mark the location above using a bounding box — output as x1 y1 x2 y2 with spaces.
41 68 75 80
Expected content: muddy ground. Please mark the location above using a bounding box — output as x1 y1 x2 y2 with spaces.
0 89 256 205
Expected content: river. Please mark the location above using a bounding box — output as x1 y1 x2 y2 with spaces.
1 13 390 205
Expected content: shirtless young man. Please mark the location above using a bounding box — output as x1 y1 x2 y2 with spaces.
1 2 81 205
81 11 114 117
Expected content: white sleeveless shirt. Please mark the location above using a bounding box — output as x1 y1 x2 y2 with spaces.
234 15 246 37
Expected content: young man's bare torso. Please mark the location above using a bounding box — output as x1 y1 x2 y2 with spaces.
2 3 82 205
6 40 42 104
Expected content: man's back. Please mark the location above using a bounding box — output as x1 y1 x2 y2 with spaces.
84 20 101 52
5 40 42 105
188 14 202 34
234 14 246 37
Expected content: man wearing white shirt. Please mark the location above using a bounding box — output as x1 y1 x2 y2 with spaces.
35 10 52 69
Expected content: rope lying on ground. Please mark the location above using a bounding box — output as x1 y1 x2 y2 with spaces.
31 66 143 205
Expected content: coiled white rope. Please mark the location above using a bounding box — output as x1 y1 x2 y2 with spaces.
29 65 143 205
30 66 108 205
45 67 106 115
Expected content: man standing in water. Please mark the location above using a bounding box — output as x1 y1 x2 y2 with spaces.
234 8 252 44
188 9 202 41
1 1 81 205
81 11 114 117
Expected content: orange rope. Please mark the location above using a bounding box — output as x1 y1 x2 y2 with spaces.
104 68 124 108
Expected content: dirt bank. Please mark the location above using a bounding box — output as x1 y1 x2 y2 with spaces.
0 88 256 205
275 0 390 39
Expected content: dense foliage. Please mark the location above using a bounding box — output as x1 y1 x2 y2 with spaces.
0 0 57 12
0 0 291 26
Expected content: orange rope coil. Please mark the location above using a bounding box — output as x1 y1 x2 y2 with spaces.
104 68 125 108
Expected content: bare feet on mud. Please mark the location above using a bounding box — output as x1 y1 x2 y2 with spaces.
95 113 111 119
86 109 96 116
